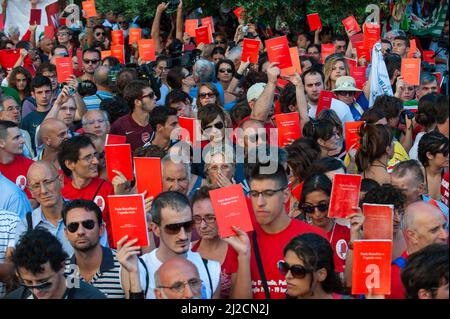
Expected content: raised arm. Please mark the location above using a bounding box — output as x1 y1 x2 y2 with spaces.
175 0 183 41
290 72 310 131
250 62 280 122
151 2 169 54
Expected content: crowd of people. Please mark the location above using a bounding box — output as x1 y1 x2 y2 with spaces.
0 0 448 300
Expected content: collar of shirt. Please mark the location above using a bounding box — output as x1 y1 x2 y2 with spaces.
69 246 115 274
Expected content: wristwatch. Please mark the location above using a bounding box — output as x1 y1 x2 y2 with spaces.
234 72 243 80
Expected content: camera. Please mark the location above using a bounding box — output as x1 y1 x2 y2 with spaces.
421 61 436 73
107 65 122 87
166 0 180 14
399 109 415 125
137 62 162 100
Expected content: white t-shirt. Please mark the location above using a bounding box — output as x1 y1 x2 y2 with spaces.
132 249 221 299
409 131 426 160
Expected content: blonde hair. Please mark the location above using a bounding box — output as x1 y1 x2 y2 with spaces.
323 56 350 91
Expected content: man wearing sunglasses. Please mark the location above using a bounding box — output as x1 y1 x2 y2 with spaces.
79 49 101 82
248 164 326 299
119 191 221 299
5 228 106 299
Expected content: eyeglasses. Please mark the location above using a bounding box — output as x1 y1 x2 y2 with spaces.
199 92 216 99
300 203 329 214
5 105 20 111
95 32 105 37
158 278 203 294
84 118 106 125
139 92 155 100
163 220 194 235
203 122 224 131
66 219 96 233
250 186 287 199
278 260 312 279
57 32 69 37
192 215 216 224
79 152 99 163
219 68 232 73
336 91 356 97
20 280 53 291
83 59 100 65
27 175 59 192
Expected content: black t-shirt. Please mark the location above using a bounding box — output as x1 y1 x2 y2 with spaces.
20 109 49 152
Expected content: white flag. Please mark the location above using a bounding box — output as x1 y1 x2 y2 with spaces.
369 42 393 107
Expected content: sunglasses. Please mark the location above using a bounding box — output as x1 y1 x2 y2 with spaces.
83 59 100 65
20 280 53 291
336 91 356 97
163 220 194 235
219 68 233 73
95 32 105 36
140 92 155 100
278 260 312 279
203 122 224 131
301 203 329 214
66 219 96 233
199 92 216 99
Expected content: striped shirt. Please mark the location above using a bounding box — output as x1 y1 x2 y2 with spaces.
83 91 114 111
64 247 125 299
0 210 19 298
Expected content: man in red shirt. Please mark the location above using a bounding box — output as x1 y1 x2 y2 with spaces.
247 163 326 299
58 135 115 246
388 201 448 299
0 120 35 205
110 80 156 153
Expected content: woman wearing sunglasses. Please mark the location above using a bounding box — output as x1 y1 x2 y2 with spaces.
215 59 237 111
198 103 232 149
332 76 369 122
196 83 222 110
279 233 347 299
302 119 342 159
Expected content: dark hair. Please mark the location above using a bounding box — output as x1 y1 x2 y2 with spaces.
355 124 392 172
216 59 235 77
197 103 226 130
36 62 56 76
360 178 380 194
300 174 332 206
284 233 343 294
165 90 192 108
418 131 449 167
166 66 186 90
0 120 18 139
308 157 347 179
384 53 401 80
100 96 129 125
302 68 325 83
372 95 403 120
13 228 68 274
391 160 425 184
435 95 449 125
83 48 101 60
8 67 32 96
211 46 226 57
415 93 439 128
286 137 321 182
123 80 151 111
363 183 406 211
191 185 218 206
102 56 121 68
149 106 178 130
394 35 409 46
279 83 296 114
307 43 321 53
134 144 167 158
230 100 251 127
58 135 96 177
77 80 97 97
62 199 103 226
117 68 139 95
150 191 191 225
317 109 343 137
257 53 269 72
332 34 347 43
248 163 289 189
31 74 52 91
401 243 449 299
302 119 336 143
361 107 386 124
52 44 69 56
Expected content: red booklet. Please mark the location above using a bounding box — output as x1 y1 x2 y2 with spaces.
138 39 156 62
342 15 361 34
105 134 126 145
321 43 335 62
0 49 20 70
432 72 442 93
351 240 392 295
241 38 261 64
128 28 142 45
108 194 149 247
407 38 417 58
178 117 201 145
307 13 322 31
401 58 421 86
265 36 292 69
55 57 74 84
354 40 371 61
185 19 198 38
76 48 83 71
346 57 357 70
363 23 380 56
0 14 4 30
316 90 334 117
101 50 111 60
274 112 301 147
349 32 364 47
350 66 367 90
201 16 215 34
328 173 362 218
134 157 163 199
233 7 244 19
344 121 364 152
105 144 133 181
30 9 42 25
423 50 435 64
362 204 393 240
290 182 304 202
82 1 97 18
195 26 213 45
111 45 125 64
209 184 254 238
111 30 124 46
281 47 302 77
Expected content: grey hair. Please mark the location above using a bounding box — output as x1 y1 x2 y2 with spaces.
81 110 110 126
419 72 438 87
193 59 216 83
161 153 191 182
226 46 242 62
0 96 17 112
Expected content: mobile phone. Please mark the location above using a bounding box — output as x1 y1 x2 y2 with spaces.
228 41 236 49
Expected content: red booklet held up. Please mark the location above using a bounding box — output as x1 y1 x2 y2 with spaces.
349 33 364 47
201 16 215 34
265 36 292 70
111 45 125 64
307 13 322 31
350 66 367 90
30 9 42 25
281 47 302 77
362 204 394 240
241 38 261 64
407 38 418 58
101 50 111 60
328 173 362 218
134 157 163 199
55 57 74 84
0 49 20 71
351 240 392 295
105 134 126 145
274 112 301 147
363 23 380 56
401 58 421 86
354 40 371 61
321 43 335 62
423 50 436 64
128 28 142 45
105 144 133 181
233 7 244 19
108 194 149 247
178 117 201 145
209 184 254 238
82 1 97 18
138 39 156 62
344 121 364 152
195 26 213 45
316 90 334 117
342 16 361 34
111 30 124 46
185 19 198 38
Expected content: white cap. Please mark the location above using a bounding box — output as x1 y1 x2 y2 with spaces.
247 82 267 102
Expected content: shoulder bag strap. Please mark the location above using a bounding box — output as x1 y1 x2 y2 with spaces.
252 231 271 299
138 257 149 297
26 211 33 231
91 179 106 201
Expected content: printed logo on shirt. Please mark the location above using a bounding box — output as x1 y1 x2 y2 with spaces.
16 175 27 190
336 239 348 260
142 132 151 143
125 131 134 135
94 195 105 211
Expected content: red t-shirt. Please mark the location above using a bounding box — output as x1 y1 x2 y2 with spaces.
440 169 449 207
61 177 114 246
0 155 34 199
387 250 408 299
110 114 153 153
327 222 351 274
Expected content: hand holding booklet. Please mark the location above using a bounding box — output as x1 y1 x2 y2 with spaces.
328 174 362 218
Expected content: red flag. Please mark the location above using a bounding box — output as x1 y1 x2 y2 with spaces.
45 1 60 29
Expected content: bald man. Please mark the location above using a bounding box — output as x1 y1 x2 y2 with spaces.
83 66 114 111
388 201 448 299
35 119 69 168
154 257 203 299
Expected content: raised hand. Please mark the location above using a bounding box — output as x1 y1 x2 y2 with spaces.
266 62 281 84
112 170 132 195
223 226 251 258
116 236 141 273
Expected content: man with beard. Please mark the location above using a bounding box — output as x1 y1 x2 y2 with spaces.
63 199 125 298
302 68 324 119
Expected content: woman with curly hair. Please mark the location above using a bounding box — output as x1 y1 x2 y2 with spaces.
8 67 32 102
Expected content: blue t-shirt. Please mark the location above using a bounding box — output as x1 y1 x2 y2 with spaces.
0 174 32 220
189 82 225 106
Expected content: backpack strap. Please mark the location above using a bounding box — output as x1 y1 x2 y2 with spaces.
91 179 106 201
26 211 33 231
201 258 213 298
138 257 149 297
392 256 407 269
252 231 271 299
